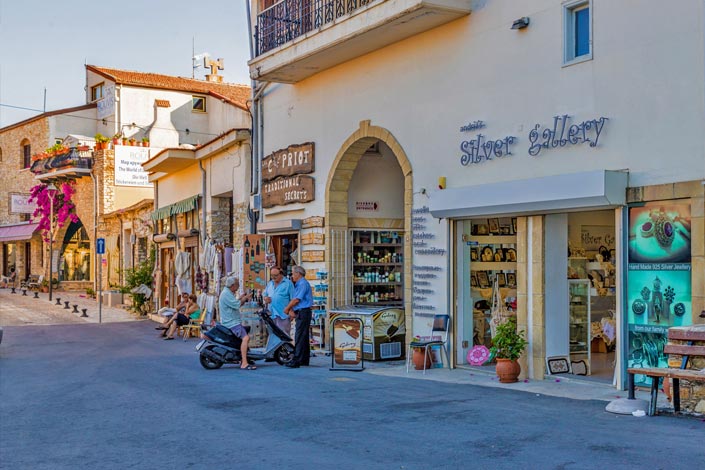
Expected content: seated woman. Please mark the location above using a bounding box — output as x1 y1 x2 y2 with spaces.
155 293 190 329
163 294 201 340
1 268 17 288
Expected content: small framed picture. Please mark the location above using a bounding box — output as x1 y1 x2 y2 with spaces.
488 218 500 234
470 248 479 261
496 272 506 287
501 226 511 235
504 248 517 262
494 248 504 262
470 272 478 287
507 272 516 288
481 246 494 262
477 223 489 236
477 271 490 288
511 217 517 234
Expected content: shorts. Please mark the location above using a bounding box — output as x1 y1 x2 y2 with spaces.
175 313 190 326
229 324 249 339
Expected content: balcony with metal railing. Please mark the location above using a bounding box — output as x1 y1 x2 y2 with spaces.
31 147 94 182
250 0 472 83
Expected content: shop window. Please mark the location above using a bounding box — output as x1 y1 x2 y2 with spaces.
192 95 207 113
21 139 31 168
563 0 591 64
58 222 91 281
91 83 104 102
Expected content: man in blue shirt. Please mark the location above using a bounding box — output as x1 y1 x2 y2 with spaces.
263 266 295 335
284 265 314 368
218 276 255 370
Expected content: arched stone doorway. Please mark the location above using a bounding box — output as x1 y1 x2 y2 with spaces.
325 120 413 342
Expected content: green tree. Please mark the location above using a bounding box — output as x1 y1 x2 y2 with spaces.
121 247 155 314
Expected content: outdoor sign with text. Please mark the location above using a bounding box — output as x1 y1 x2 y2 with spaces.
262 142 315 182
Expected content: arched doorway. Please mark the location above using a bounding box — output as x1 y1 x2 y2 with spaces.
58 220 91 281
325 120 413 341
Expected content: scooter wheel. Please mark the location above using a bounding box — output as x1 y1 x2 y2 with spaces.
199 352 223 370
275 343 295 365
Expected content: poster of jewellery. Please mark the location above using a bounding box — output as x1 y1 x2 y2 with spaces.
627 200 692 387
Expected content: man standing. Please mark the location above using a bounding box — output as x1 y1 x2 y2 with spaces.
284 266 314 368
263 266 295 335
218 276 255 370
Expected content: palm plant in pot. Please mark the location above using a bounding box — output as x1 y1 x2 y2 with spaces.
490 317 527 383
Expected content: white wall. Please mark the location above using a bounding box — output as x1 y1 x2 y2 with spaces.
50 109 97 143
347 143 404 219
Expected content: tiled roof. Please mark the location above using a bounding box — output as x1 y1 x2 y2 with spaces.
155 99 171 108
86 65 251 111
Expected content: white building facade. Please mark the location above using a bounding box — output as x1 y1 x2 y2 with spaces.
248 0 705 388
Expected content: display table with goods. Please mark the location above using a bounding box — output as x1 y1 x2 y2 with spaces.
351 230 404 306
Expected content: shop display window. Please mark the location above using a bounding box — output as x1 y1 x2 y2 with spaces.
351 230 404 306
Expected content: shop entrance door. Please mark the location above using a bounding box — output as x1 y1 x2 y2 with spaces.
546 210 618 382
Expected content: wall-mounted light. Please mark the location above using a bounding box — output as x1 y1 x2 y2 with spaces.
438 176 446 190
511 17 530 30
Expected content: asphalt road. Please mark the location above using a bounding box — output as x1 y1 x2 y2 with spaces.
1 321 703 470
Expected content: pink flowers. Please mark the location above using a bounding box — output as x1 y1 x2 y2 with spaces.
28 182 80 241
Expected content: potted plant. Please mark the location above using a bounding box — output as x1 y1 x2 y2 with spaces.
141 137 150 147
129 137 137 146
490 317 528 383
40 279 49 293
112 133 121 146
94 133 109 150
410 336 432 370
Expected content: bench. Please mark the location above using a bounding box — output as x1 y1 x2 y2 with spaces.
20 274 43 291
628 327 705 415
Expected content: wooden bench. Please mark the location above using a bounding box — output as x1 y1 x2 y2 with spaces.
628 327 705 416
20 274 42 291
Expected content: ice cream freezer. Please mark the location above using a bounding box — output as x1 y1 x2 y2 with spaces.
329 305 406 361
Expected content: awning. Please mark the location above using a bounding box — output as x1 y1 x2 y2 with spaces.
428 170 628 219
257 219 302 233
151 195 200 221
0 223 40 243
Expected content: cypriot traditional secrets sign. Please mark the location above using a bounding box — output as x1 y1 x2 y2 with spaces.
262 142 315 182
262 175 315 208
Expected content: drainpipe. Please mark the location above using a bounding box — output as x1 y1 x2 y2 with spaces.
199 160 207 239
154 180 160 311
90 171 98 294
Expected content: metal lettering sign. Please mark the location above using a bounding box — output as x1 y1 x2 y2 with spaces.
96 238 105 255
262 142 315 182
262 175 315 208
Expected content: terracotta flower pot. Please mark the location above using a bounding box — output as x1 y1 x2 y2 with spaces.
496 358 521 383
412 348 432 370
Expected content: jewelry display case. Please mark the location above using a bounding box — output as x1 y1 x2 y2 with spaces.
569 280 591 365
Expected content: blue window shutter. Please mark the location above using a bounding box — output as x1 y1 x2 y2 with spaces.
575 8 590 57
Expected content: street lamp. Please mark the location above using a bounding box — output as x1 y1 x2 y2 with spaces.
46 183 57 302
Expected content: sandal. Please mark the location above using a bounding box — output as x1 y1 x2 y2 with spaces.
154 326 167 330
163 337 174 341
241 364 257 370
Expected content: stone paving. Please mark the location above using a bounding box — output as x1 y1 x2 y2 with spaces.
0 287 140 326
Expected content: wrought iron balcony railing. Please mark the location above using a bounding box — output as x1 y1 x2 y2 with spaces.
256 0 376 56
30 147 93 177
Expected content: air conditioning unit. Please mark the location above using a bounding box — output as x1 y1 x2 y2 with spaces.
250 194 261 211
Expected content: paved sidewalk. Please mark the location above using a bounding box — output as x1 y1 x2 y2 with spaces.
0 288 140 326
364 359 677 410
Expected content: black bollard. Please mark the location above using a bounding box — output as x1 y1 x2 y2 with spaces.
80 308 89 318
33 291 39 299
55 297 62 306
72 304 79 313
11 287 16 294
22 289 27 296
64 301 70 309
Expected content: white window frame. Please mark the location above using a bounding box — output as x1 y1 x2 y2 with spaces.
562 0 592 66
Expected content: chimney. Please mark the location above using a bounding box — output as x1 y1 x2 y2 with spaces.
149 100 179 148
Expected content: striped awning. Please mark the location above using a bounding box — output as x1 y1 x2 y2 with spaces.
151 195 200 221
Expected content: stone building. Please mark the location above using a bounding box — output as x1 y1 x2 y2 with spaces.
0 104 96 285
246 0 704 401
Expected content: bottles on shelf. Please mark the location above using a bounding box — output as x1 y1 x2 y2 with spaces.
352 230 404 306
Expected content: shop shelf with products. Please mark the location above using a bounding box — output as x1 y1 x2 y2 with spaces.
310 269 328 350
351 230 404 307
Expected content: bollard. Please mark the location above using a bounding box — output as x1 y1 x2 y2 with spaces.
72 304 79 313
64 301 70 309
80 308 89 317
55 297 62 306
33 291 39 299
11 287 16 294
22 289 27 296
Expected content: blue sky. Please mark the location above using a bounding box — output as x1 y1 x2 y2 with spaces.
0 0 252 128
